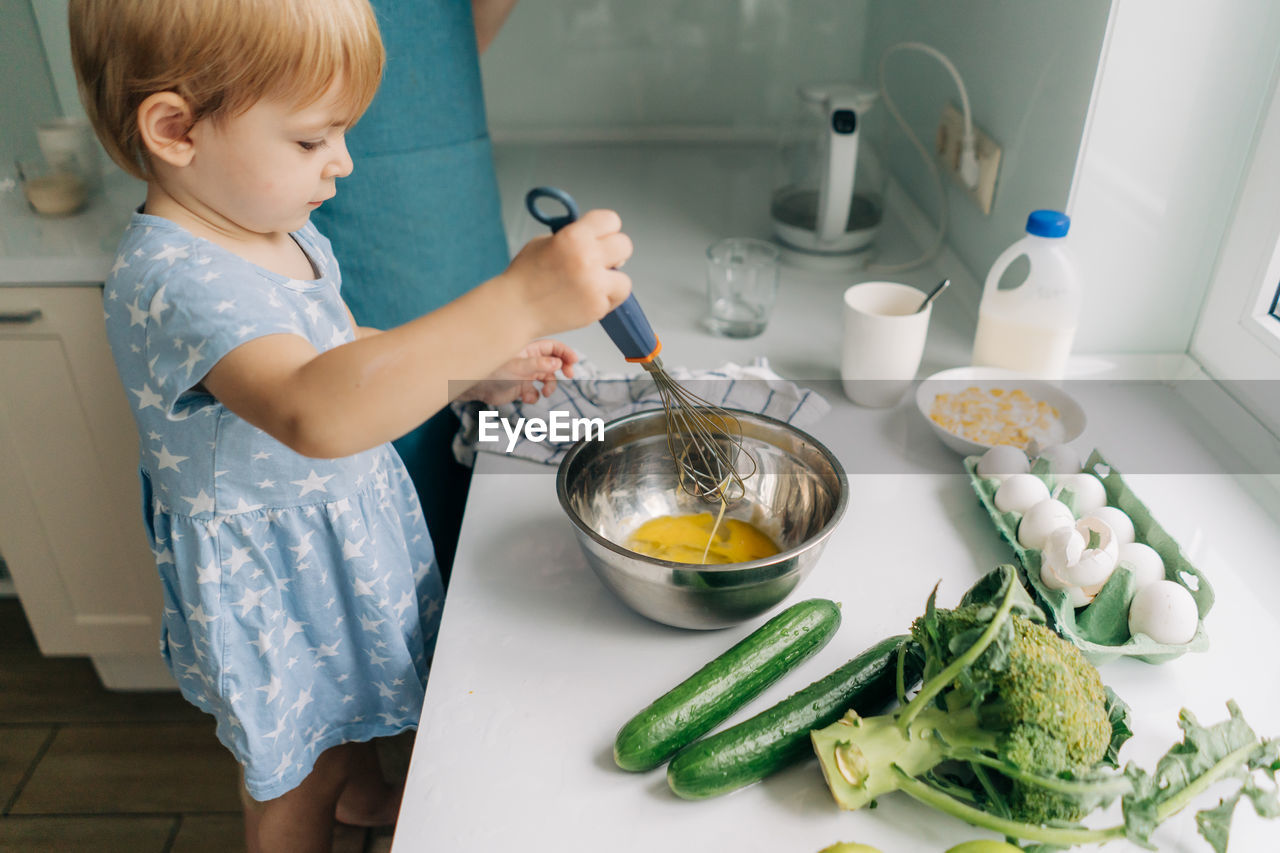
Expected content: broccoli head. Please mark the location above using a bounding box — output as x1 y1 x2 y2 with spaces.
813 566 1124 825
916 600 1112 822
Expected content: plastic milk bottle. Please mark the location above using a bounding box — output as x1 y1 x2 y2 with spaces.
971 210 1080 379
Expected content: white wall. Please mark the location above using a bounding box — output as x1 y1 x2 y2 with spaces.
0 0 62 168
1067 0 1280 354
482 0 872 138
860 0 1110 312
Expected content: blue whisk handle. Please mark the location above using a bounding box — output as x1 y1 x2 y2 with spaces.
524 186 661 363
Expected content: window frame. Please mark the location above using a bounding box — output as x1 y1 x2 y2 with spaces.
1191 59 1280 433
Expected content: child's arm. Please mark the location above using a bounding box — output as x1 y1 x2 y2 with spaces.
202 210 630 458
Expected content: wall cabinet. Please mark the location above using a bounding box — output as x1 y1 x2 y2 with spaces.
0 285 171 689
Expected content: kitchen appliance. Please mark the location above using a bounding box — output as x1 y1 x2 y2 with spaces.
770 82 886 259
556 409 847 630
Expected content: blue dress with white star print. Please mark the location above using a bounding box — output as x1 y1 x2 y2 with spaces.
102 211 445 801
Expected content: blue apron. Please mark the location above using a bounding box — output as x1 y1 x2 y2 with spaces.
312 0 510 581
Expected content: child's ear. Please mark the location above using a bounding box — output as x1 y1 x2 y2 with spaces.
137 92 197 168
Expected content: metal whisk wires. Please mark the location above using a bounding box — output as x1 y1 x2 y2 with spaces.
643 360 757 503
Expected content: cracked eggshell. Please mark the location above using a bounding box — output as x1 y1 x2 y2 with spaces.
1060 517 1119 594
1117 542 1165 590
1042 525 1085 576
1083 506 1135 546
1017 498 1076 550
1040 558 1073 590
1057 473 1107 515
1128 580 1198 645
1035 443 1081 475
994 474 1051 515
976 445 1031 481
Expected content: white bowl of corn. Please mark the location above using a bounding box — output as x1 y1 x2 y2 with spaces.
915 366 1086 456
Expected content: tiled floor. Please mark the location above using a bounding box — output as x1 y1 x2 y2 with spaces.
0 598 398 853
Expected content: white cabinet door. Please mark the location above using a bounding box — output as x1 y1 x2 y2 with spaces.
0 286 170 688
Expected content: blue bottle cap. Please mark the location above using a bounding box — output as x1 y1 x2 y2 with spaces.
1026 210 1070 238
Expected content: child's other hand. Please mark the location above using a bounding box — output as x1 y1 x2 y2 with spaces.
507 209 633 338
458 340 579 406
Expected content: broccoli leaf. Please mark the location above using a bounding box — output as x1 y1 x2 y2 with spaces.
1193 794 1236 853
1103 687 1134 769
959 565 1045 623
1121 701 1280 850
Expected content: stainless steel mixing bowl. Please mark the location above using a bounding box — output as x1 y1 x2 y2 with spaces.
556 409 849 629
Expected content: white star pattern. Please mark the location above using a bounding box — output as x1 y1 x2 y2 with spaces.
289 686 315 717
178 340 207 377
256 676 283 704
249 628 274 657
152 244 190 266
290 531 316 561
224 546 254 576
291 470 334 497
148 284 170 320
195 560 221 585
281 618 307 643
131 384 165 412
182 490 216 514
233 585 271 617
153 445 188 472
125 297 148 327
186 603 217 629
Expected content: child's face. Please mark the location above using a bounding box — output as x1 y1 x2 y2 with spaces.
185 81 355 235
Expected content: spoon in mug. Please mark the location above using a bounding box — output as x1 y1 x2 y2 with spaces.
916 278 951 314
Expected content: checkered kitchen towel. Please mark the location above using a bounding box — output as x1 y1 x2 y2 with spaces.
451 357 830 467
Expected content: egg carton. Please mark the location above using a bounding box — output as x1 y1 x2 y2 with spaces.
964 449 1213 665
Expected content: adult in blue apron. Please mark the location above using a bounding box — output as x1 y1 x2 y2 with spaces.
313 0 517 582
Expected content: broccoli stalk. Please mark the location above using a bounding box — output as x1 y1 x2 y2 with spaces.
812 566 1280 851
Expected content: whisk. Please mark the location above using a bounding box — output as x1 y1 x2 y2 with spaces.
526 186 757 503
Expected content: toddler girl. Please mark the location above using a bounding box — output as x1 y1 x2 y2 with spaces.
69 1 631 850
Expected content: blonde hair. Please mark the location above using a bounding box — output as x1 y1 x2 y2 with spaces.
69 0 384 180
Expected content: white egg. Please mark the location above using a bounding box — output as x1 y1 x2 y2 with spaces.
1117 542 1165 590
1017 499 1075 550
994 474 1050 515
1083 506 1135 546
1056 473 1107 516
976 445 1031 481
1128 580 1198 645
1035 443 1081 475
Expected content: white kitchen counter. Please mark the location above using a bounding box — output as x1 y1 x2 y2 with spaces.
0 167 144 285
391 143 1280 852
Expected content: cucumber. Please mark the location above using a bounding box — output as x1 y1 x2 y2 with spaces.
666 634 916 799
613 598 842 772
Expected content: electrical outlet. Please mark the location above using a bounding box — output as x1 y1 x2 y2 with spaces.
935 102 1001 215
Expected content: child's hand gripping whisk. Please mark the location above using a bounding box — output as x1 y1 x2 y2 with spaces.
525 187 757 503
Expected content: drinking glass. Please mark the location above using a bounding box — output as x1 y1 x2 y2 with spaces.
706 237 780 338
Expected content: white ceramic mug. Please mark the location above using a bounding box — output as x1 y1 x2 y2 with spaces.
841 281 932 407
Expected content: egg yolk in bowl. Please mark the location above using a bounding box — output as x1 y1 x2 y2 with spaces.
626 513 780 565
